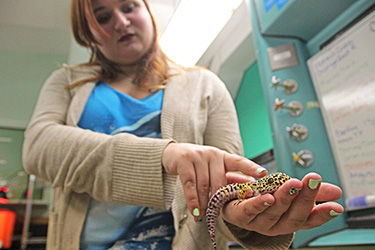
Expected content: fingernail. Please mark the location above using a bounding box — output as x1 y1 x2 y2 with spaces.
193 208 200 217
197 217 203 222
329 210 342 217
289 187 301 195
264 202 271 206
308 179 321 190
256 167 267 174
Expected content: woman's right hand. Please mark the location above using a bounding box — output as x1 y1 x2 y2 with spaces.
162 142 267 220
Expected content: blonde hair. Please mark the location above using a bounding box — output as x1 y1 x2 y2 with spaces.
69 0 177 91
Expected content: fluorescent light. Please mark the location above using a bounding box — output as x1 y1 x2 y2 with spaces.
160 0 243 67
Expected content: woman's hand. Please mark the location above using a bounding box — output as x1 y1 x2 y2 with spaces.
162 142 267 220
221 172 344 236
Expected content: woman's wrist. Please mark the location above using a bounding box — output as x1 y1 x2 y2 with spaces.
161 141 177 174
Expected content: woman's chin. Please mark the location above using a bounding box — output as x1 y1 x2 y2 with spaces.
114 51 148 66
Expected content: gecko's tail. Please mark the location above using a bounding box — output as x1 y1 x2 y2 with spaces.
206 208 218 249
206 184 241 249
206 194 222 249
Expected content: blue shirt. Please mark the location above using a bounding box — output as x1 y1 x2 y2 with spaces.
78 82 174 250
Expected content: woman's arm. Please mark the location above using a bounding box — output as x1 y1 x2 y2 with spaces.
22 68 174 209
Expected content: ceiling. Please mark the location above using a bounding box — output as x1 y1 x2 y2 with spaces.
0 0 255 99
0 0 180 55
197 1 255 98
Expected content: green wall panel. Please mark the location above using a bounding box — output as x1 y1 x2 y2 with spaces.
0 51 67 129
235 62 273 159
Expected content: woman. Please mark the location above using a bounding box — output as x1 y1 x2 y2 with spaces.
22 0 344 249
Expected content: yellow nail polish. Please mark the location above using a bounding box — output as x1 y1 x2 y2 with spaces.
193 208 200 217
257 167 267 174
308 179 321 190
329 210 342 217
264 202 271 206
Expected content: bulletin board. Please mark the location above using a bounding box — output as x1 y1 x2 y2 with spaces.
307 9 375 210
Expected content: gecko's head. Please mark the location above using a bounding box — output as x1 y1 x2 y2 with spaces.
252 172 291 194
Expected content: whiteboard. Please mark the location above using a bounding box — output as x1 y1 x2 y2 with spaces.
307 9 375 210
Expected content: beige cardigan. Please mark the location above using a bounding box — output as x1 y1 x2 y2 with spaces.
22 64 293 249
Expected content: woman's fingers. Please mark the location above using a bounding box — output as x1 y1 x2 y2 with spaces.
250 178 303 233
301 202 344 229
270 173 343 232
162 143 268 219
195 158 210 218
221 172 344 236
271 173 322 232
208 152 227 200
222 193 276 229
223 152 268 178
226 172 254 184
316 182 342 201
175 158 200 219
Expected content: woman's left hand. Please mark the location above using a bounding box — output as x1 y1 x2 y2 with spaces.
221 173 344 236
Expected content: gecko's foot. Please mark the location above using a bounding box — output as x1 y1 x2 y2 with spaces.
289 187 301 195
233 199 244 206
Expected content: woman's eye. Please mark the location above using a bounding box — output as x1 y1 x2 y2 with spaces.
96 14 111 24
122 3 136 13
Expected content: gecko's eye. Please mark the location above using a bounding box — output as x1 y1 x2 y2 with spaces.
267 178 274 184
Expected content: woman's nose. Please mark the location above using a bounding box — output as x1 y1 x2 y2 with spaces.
114 11 130 31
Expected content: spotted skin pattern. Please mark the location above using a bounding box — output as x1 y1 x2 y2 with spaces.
205 172 291 249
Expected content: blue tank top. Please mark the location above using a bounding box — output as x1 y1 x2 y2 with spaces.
78 82 174 250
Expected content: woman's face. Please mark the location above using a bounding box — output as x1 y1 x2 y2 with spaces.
90 0 154 65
